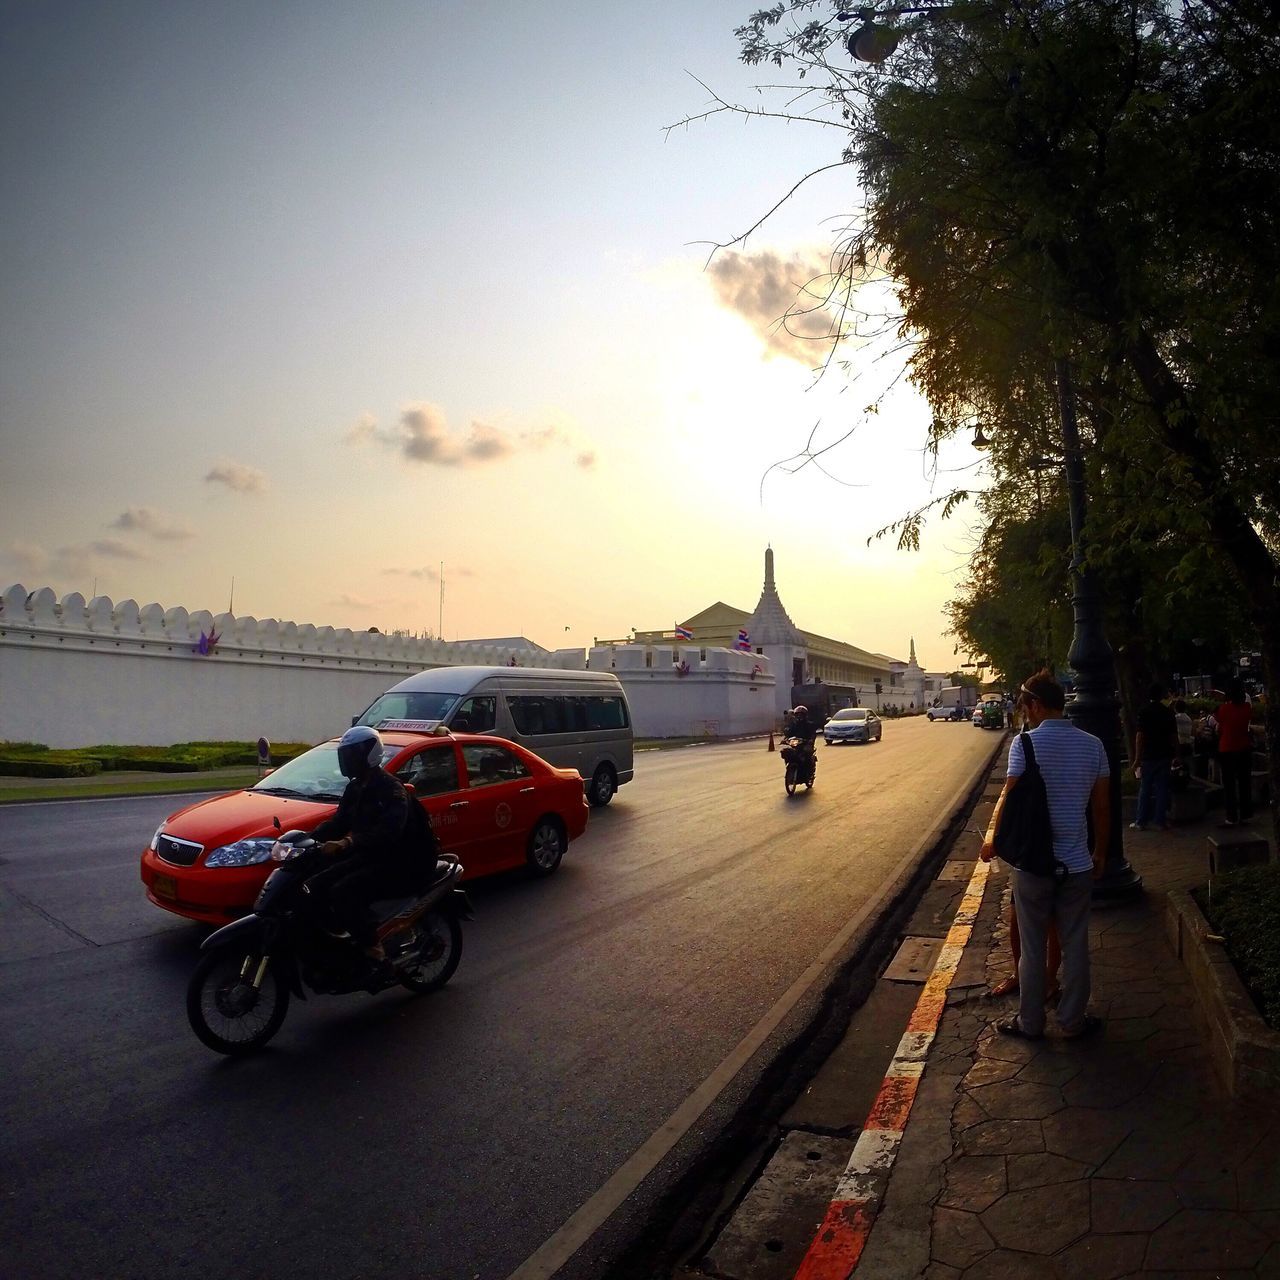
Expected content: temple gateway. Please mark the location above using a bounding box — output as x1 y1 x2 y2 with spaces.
636 548 935 719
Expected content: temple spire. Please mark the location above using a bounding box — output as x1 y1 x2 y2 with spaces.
765 545 775 588
909 636 917 665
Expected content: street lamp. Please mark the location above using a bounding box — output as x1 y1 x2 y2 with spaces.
842 5 1141 898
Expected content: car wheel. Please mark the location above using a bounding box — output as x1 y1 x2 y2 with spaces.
588 764 616 807
526 816 566 877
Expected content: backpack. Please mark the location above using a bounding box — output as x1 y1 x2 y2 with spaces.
994 732 1062 877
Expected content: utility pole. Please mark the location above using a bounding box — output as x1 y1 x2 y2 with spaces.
438 562 444 639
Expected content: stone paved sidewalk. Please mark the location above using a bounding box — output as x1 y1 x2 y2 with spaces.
855 808 1280 1280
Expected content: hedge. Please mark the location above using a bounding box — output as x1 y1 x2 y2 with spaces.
1201 863 1280 1030
0 757 102 778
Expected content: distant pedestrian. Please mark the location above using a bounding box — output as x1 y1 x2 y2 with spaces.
1173 699 1194 763
1131 682 1178 831
981 668 1109 1039
1215 679 1255 827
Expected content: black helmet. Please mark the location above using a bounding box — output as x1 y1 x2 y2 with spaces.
336 725 383 779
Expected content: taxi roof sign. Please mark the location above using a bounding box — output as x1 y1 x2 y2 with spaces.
376 718 450 735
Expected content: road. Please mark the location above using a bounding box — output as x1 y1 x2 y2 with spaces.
0 720 1002 1280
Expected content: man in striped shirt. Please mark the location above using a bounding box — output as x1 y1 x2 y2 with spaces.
980 668 1110 1039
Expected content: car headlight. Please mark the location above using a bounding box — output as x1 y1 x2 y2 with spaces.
148 825 164 852
205 839 278 868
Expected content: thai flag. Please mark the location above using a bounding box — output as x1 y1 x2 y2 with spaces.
675 624 694 641
735 628 752 651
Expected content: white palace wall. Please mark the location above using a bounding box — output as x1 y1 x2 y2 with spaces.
588 644 776 738
0 585 583 748
0 586 777 747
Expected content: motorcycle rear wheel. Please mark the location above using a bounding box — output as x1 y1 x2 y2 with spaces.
784 763 798 796
187 949 289 1055
397 908 463 993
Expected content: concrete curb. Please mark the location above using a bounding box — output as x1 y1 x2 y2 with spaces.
1165 887 1280 1105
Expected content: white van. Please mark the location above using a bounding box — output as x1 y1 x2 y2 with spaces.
354 666 634 806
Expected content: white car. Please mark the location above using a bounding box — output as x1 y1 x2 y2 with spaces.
927 704 965 721
824 707 883 744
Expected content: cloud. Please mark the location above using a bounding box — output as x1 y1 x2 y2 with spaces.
384 566 440 582
707 249 845 364
351 403 595 470
205 460 267 493
90 538 149 561
345 412 378 445
328 593 377 611
111 506 194 541
2 538 147 584
5 541 49 577
383 564 475 581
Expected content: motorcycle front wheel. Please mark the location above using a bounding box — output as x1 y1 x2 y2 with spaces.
187 949 290 1055
784 763 798 796
397 908 463 994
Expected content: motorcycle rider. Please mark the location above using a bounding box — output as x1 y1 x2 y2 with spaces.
308 725 438 962
786 705 818 771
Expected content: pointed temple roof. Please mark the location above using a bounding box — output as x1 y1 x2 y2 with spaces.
748 546 805 646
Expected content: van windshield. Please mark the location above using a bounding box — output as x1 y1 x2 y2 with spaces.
356 691 459 728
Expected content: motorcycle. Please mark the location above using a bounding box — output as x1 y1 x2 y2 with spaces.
780 735 817 795
186 829 473 1055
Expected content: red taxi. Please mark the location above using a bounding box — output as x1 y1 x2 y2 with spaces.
140 729 589 925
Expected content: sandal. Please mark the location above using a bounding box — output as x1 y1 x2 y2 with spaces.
995 1016 1043 1040
988 975 1019 997
1061 1014 1103 1039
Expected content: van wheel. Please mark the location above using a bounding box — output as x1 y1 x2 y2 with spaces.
526 817 566 876
588 765 616 807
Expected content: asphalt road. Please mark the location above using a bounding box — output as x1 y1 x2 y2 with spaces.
0 720 1001 1280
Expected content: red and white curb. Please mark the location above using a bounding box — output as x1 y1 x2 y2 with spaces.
792 856 993 1279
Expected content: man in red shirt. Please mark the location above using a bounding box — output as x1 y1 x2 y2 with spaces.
1215 679 1255 826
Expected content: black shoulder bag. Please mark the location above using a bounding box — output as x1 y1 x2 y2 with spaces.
993 732 1060 877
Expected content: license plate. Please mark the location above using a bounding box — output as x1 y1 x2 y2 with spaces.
152 874 178 899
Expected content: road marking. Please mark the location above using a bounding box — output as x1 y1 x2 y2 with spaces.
505 743 1004 1280
792 855 993 1279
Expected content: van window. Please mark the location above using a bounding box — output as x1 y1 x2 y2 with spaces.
509 695 567 735
586 695 629 730
452 696 496 733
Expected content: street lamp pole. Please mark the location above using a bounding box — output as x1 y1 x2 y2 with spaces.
1055 358 1141 898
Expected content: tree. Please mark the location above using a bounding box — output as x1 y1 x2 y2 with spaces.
723 0 1280 843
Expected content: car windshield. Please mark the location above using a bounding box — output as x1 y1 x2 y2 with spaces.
356 691 460 728
832 709 868 721
250 742 398 801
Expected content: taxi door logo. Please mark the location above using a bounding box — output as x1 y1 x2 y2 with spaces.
494 802 512 830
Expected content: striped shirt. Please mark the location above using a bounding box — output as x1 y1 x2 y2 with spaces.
1007 718 1109 873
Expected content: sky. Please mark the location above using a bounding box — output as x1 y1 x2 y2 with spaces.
0 1 985 672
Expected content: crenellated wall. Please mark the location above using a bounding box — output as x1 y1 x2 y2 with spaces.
588 643 776 738
0 586 778 747
0 584 583 748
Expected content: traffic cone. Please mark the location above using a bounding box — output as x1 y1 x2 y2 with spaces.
767 730 776 751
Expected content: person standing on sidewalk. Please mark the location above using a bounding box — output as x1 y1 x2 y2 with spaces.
1131 681 1178 831
980 668 1110 1039
1215 679 1255 826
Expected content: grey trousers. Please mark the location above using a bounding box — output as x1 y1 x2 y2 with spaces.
1012 869 1093 1035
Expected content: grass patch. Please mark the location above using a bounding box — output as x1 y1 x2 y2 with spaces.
1199 863 1280 1030
0 739 311 777
0 771 263 804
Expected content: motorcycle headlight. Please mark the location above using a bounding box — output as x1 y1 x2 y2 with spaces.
205 839 278 868
271 840 305 862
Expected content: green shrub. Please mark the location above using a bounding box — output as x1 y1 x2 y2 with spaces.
1202 863 1280 1030
0 756 102 778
